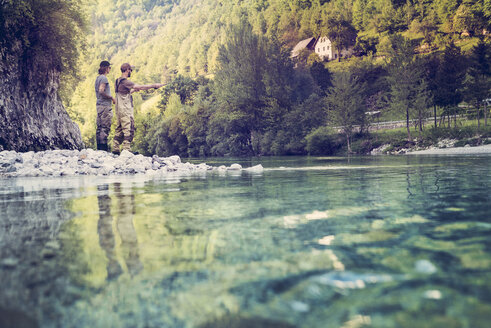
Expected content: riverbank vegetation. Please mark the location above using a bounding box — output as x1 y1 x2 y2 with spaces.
58 0 490 156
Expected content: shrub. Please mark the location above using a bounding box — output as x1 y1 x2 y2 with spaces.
305 127 341 155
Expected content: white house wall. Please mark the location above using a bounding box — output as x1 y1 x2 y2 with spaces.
315 37 335 60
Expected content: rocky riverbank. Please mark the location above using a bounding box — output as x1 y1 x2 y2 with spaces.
370 138 491 155
405 143 491 155
0 149 262 178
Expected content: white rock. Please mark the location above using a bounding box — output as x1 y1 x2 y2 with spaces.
228 163 242 170
244 164 264 173
60 168 76 176
168 155 181 164
120 150 135 159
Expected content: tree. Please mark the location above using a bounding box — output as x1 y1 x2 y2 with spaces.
323 15 358 62
310 62 332 91
210 20 266 155
423 53 440 128
210 19 299 156
0 0 87 91
386 35 428 141
326 72 365 153
463 39 491 128
435 41 467 127
453 1 486 36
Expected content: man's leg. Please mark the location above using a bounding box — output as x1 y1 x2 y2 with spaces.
120 114 135 152
96 105 113 151
112 119 124 154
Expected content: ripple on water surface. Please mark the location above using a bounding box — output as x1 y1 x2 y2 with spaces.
0 155 490 327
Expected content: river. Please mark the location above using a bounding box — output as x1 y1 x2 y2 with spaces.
1 155 490 328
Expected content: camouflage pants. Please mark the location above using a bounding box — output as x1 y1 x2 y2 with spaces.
113 93 135 152
96 105 113 146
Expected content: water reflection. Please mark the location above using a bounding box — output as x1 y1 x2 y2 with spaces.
1 155 490 327
97 183 142 280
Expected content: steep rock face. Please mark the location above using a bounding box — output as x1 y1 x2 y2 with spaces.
0 46 83 152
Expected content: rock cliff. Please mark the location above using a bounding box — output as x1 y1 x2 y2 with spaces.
0 44 83 152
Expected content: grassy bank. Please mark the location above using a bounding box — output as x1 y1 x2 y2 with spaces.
308 120 491 155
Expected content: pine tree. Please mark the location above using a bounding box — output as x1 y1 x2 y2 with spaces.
326 72 365 153
386 35 428 141
435 41 466 127
323 15 358 62
464 39 491 128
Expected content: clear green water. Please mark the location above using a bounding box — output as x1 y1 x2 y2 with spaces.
1 155 490 328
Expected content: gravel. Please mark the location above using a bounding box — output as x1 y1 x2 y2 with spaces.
0 149 264 177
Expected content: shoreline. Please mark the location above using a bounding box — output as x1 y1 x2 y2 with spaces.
0 149 264 178
405 144 491 155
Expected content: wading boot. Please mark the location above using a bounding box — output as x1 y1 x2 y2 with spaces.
98 143 109 151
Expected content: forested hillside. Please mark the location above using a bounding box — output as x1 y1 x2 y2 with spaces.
69 0 491 156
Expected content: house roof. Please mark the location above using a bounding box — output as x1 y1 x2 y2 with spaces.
291 37 316 57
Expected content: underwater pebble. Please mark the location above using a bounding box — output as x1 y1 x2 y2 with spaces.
45 241 60 250
290 301 310 312
1 258 19 268
318 235 335 245
415 259 437 274
423 290 442 299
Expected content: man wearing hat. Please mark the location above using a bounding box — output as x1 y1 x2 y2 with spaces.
94 60 115 151
112 63 163 154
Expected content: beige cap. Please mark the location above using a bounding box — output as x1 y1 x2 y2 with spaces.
120 63 135 72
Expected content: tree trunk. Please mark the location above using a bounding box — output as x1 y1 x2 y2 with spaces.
434 105 437 128
346 132 351 153
419 111 423 132
477 105 481 130
485 102 488 127
406 108 412 141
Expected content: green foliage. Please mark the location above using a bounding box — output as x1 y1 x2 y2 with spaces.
59 0 490 154
463 38 491 127
1 0 88 77
324 14 358 61
386 35 430 140
326 72 366 151
305 126 342 155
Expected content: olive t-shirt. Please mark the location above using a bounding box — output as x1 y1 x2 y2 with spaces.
95 75 112 106
115 78 135 95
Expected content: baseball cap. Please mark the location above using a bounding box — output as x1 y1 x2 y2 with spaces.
121 63 135 72
99 60 111 67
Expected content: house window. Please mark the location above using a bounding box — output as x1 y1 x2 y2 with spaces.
323 47 325 51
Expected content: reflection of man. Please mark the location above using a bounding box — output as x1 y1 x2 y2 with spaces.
96 183 143 280
97 185 122 280
112 63 164 154
114 183 143 277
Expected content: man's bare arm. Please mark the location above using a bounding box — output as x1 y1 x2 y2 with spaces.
98 83 116 104
131 83 164 93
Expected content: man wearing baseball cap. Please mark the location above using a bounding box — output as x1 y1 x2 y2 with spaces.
94 60 115 151
112 63 164 154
